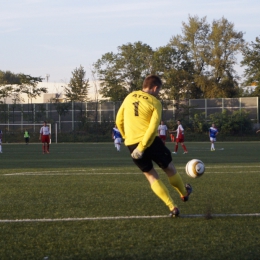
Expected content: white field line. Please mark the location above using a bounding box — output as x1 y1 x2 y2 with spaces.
0 213 260 223
3 171 260 176
3 166 260 176
3 172 141 176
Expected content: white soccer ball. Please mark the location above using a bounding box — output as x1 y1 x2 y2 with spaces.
185 159 205 178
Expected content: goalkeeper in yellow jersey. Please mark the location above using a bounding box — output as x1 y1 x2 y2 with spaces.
116 75 192 217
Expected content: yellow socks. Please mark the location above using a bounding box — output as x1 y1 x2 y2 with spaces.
168 172 186 197
151 179 175 211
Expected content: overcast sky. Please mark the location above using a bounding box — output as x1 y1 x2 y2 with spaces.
1 0 260 85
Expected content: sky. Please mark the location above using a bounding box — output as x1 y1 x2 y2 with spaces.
1 0 260 89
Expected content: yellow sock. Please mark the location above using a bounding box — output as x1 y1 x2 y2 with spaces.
168 172 186 197
151 179 176 211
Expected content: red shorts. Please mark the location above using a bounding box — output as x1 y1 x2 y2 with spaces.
159 135 166 142
41 135 50 143
176 137 184 143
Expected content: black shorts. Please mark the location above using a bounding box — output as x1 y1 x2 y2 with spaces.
127 136 172 172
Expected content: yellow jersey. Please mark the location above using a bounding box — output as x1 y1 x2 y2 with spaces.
116 90 162 152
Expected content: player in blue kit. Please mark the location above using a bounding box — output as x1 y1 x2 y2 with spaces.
209 123 218 151
112 125 122 151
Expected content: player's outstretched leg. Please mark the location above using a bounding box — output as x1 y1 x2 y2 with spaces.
151 179 177 211
165 163 192 202
144 169 179 217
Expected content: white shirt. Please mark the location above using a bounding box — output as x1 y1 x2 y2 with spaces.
40 126 50 135
176 125 184 138
158 125 168 135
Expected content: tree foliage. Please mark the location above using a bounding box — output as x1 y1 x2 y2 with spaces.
18 74 47 101
241 36 260 96
0 70 46 103
169 16 244 98
64 65 89 102
93 41 154 101
153 46 197 101
93 16 245 101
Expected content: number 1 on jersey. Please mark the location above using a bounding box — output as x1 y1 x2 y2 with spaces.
133 101 139 116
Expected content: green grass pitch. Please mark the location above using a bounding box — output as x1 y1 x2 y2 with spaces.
0 141 260 259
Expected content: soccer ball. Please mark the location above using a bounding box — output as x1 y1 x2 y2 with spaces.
185 159 205 178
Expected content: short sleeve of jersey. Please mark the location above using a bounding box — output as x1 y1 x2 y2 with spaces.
116 90 162 152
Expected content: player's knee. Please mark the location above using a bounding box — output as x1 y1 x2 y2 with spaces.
164 162 177 174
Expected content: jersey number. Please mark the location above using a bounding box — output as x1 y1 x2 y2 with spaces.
133 102 139 116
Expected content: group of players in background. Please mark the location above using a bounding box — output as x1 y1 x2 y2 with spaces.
113 119 219 154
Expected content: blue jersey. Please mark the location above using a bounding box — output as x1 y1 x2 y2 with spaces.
209 127 218 138
113 128 122 139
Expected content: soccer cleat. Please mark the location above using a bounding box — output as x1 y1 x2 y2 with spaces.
181 183 193 202
211 148 215 151
183 151 188 154
172 152 177 154
169 207 180 218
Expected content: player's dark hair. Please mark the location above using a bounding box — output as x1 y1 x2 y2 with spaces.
143 75 162 89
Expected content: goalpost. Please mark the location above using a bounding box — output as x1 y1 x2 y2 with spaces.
0 123 57 143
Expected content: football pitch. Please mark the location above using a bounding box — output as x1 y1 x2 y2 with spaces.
0 141 260 260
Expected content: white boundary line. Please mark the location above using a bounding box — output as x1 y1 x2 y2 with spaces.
3 172 141 176
3 168 260 176
0 213 260 223
2 165 260 176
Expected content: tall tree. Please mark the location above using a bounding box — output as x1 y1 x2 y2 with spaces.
170 15 244 98
64 65 89 102
208 17 244 97
241 36 260 96
93 41 154 101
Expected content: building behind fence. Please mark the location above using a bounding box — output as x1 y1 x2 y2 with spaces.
0 97 259 133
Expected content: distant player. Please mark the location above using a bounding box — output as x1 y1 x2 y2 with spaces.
0 129 3 153
24 129 30 145
171 120 188 154
209 123 218 151
116 75 192 217
112 125 122 152
158 121 168 145
39 121 51 154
